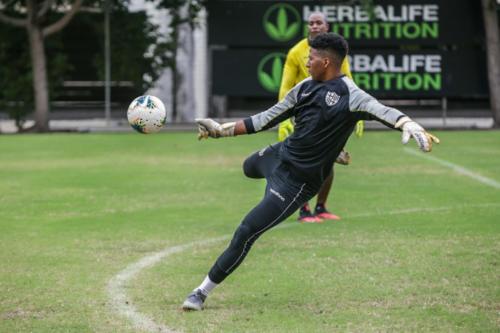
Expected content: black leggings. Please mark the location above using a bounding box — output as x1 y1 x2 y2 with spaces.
208 144 316 284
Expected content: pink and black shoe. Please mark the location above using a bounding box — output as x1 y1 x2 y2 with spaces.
314 204 341 221
298 204 323 223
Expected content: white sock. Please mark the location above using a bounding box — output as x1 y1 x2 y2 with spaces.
195 275 218 296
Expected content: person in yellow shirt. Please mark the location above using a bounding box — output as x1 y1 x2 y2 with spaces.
278 12 364 223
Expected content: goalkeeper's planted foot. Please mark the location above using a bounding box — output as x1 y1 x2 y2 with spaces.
315 204 341 221
182 289 206 311
298 204 322 223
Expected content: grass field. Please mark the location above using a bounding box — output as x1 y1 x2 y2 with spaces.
1 130 499 332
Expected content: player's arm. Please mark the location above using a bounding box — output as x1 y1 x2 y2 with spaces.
196 79 308 140
343 78 439 152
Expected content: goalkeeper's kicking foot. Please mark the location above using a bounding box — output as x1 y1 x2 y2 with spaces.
314 204 341 221
298 204 322 223
335 150 351 165
182 289 206 311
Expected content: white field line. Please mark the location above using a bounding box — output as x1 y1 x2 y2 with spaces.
106 237 230 333
404 148 500 189
106 202 500 333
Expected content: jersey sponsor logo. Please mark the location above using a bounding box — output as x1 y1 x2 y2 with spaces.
301 91 312 97
325 91 340 106
270 188 285 202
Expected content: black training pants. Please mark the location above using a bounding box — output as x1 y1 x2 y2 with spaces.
208 143 317 284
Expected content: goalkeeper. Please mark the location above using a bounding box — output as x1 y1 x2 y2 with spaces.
182 33 439 311
278 12 364 223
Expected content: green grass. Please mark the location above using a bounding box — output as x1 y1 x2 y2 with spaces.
0 130 499 332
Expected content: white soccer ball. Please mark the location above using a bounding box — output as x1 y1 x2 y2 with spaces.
127 95 166 134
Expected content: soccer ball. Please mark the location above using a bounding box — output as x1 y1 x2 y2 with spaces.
127 95 166 134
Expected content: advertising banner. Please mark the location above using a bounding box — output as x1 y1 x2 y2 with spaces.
212 49 488 98
207 0 483 47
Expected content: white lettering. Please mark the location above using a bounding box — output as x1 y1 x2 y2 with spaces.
410 55 424 72
354 6 370 21
408 5 423 21
270 188 285 202
337 6 354 22
351 55 371 72
426 55 442 73
303 4 439 22
373 6 387 21
371 55 388 72
423 5 439 21
386 5 402 22
388 55 403 72
351 54 442 73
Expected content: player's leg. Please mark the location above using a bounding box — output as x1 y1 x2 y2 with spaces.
182 179 312 310
313 149 350 221
242 143 281 179
314 168 341 220
209 189 304 281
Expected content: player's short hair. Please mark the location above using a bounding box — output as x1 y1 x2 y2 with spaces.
309 33 348 67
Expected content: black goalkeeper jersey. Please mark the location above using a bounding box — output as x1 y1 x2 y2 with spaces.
243 75 406 186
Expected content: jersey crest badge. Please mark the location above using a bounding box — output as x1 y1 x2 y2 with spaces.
325 91 340 106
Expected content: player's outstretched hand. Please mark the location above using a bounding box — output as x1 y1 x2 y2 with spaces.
355 120 364 138
196 118 236 140
395 116 440 152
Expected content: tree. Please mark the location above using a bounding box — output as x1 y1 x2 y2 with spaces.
152 0 206 121
0 0 87 132
481 0 500 128
0 0 172 132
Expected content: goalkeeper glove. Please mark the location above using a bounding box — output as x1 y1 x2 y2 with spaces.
278 119 294 142
395 116 440 152
355 120 364 138
196 118 236 140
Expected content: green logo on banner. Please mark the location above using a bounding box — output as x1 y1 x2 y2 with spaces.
263 3 300 42
257 53 286 92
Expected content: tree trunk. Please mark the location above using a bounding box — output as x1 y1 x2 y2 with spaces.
176 10 195 122
481 0 500 128
27 24 50 132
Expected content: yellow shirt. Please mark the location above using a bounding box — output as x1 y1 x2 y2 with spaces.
278 38 352 101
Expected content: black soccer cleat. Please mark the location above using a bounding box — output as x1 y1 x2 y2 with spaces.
182 289 207 311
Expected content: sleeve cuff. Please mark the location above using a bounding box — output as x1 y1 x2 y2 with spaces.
243 117 256 134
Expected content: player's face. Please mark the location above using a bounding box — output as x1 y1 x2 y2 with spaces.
308 14 329 40
306 48 328 81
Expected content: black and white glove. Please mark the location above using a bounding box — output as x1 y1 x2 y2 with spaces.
196 118 236 140
395 116 440 152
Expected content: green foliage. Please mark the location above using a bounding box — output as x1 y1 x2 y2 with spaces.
0 25 71 130
148 0 207 70
0 0 177 128
92 10 166 90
